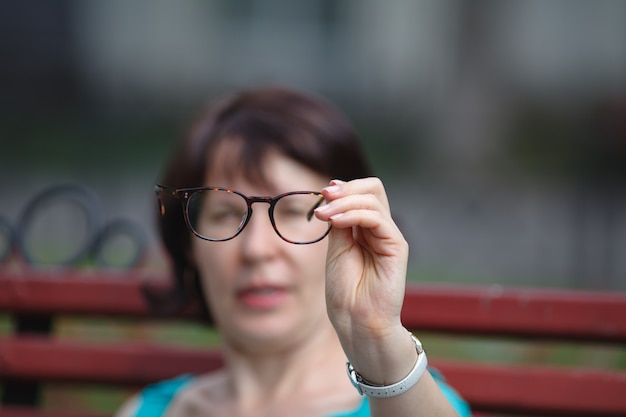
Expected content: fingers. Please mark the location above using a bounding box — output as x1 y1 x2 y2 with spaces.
314 178 390 220
314 177 400 241
324 178 390 212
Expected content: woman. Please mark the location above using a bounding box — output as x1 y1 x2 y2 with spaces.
116 86 470 417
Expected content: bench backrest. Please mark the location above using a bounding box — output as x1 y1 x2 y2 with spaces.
1 270 626 417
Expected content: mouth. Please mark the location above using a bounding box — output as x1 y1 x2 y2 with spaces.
236 284 290 310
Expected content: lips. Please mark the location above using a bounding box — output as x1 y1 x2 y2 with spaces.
236 284 290 310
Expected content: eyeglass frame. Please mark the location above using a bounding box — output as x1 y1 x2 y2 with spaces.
154 184 331 245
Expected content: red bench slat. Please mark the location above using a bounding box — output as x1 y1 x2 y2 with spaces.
2 272 626 342
402 284 626 342
435 360 626 417
0 272 166 318
0 336 222 386
0 408 102 417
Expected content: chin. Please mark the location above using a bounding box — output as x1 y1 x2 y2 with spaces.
224 314 301 345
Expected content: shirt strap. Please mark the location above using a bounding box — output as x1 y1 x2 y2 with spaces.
135 374 194 417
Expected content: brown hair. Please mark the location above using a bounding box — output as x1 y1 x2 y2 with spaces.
150 86 373 321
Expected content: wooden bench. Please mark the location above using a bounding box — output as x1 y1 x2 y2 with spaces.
1 269 625 417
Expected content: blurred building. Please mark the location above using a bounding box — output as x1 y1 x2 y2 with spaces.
1 0 625 289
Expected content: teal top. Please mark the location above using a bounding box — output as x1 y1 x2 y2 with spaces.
134 369 471 417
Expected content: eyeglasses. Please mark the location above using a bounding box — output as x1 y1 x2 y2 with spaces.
155 185 331 244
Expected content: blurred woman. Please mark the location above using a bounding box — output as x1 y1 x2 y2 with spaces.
116 86 470 417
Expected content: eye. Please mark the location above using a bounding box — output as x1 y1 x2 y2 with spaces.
205 204 246 222
275 202 307 217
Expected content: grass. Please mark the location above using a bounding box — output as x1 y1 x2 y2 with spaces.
421 332 626 370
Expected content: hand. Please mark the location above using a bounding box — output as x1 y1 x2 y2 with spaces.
314 178 410 366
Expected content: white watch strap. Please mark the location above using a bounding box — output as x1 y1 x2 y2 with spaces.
346 334 427 398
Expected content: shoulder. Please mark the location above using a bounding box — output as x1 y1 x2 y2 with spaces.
114 374 196 417
329 398 369 417
429 368 472 417
164 371 230 416
114 394 140 417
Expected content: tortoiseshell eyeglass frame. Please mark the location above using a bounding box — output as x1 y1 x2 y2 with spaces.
154 184 330 244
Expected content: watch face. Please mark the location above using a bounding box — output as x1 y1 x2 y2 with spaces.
346 361 363 394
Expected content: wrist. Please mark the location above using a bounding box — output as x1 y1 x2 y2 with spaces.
341 325 415 382
346 333 427 398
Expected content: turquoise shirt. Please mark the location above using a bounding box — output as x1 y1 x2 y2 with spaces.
135 370 471 417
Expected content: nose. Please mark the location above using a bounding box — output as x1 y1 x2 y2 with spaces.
239 206 282 260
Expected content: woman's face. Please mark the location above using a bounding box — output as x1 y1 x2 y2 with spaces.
191 144 331 353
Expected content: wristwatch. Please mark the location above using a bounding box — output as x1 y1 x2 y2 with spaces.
346 334 427 398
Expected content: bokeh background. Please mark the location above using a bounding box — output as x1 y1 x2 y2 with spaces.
1 0 625 290
1 1 626 413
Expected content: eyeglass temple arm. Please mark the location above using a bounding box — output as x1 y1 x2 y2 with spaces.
307 196 325 221
154 185 180 216
154 184 178 195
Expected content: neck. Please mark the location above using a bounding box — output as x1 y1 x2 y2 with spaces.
221 321 348 409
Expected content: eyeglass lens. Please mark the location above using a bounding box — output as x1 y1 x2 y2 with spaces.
186 189 330 243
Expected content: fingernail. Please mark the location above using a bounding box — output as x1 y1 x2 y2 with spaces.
324 185 340 194
330 179 344 186
314 204 330 213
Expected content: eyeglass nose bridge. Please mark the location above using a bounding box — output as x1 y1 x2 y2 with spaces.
240 196 281 237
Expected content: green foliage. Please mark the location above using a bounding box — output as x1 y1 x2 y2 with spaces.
0 113 179 174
